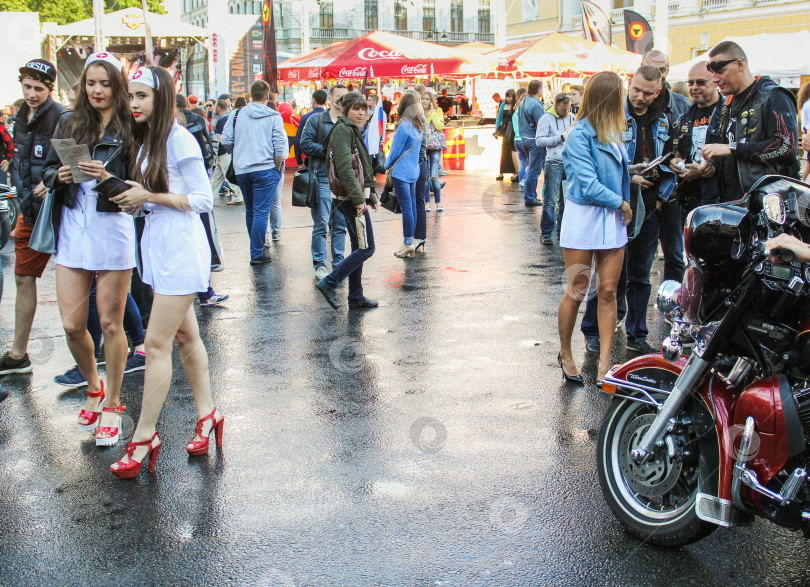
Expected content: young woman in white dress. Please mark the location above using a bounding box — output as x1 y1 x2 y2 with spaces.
42 52 135 446
109 66 223 478
558 72 633 384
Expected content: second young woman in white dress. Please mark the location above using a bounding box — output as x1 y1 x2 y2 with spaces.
42 52 135 446
109 66 223 479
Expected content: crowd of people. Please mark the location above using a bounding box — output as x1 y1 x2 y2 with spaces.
0 42 809 474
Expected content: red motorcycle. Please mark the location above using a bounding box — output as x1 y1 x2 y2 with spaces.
597 175 810 546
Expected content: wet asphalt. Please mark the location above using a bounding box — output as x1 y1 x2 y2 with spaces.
1 165 809 587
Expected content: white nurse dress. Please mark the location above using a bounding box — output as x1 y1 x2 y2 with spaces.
139 122 213 296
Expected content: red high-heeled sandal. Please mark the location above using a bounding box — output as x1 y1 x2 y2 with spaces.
186 409 224 456
77 381 105 431
110 432 161 479
96 405 126 447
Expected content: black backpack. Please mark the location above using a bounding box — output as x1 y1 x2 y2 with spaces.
183 111 215 170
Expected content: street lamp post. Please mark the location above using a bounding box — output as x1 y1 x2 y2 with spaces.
654 0 669 52
93 0 105 52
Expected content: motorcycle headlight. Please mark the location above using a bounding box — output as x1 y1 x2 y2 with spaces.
656 280 682 315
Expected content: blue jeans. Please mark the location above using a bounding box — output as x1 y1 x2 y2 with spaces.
426 150 443 204
414 161 427 240
236 168 281 260
269 167 283 236
540 159 566 237
311 173 347 269
524 143 546 203
658 199 686 283
322 200 375 304
393 177 417 244
515 140 528 183
624 212 662 343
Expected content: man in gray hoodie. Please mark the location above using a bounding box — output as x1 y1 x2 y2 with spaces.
221 80 288 265
536 93 574 244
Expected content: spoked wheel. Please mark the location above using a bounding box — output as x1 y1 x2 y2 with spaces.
6 196 20 231
597 397 716 547
0 208 10 249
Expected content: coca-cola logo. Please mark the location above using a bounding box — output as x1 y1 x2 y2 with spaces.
307 68 321 79
357 48 430 61
339 67 368 78
288 69 299 79
401 63 428 76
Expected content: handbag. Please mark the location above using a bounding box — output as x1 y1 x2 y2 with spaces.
426 123 447 151
292 113 326 208
225 108 241 184
292 161 319 208
29 189 57 255
328 148 364 197
379 183 401 214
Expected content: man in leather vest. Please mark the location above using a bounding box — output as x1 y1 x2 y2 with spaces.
701 41 799 202
670 61 724 218
0 59 65 376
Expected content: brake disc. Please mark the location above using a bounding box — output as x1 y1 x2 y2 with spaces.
619 413 683 498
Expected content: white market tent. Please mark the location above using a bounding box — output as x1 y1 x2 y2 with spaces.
55 8 207 44
668 31 810 87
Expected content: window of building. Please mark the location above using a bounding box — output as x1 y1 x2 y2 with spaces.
394 1 407 30
478 0 490 34
277 3 284 27
320 1 333 28
423 0 435 32
450 0 463 33
364 0 378 30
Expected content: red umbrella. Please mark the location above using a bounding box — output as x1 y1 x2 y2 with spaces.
278 31 482 81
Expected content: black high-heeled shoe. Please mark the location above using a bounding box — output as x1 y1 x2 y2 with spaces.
414 240 426 253
557 353 584 384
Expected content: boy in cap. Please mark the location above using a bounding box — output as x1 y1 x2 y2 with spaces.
0 59 66 375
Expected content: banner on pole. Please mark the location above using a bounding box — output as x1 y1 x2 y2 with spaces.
580 1 612 45
262 0 278 93
623 10 654 55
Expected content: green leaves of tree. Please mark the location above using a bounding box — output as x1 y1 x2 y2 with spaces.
0 0 165 26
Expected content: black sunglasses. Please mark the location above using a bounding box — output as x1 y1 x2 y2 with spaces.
686 79 709 86
707 58 741 73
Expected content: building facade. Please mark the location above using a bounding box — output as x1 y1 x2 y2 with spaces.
507 0 810 63
181 0 497 96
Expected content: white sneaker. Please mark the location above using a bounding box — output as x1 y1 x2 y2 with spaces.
425 205 431 212
437 205 444 212
314 266 329 280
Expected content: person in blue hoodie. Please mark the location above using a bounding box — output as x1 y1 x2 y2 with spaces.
385 91 423 258
536 93 574 244
221 80 288 265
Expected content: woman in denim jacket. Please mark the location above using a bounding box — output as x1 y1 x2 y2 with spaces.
558 72 633 384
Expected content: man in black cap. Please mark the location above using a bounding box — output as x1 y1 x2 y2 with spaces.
0 59 66 376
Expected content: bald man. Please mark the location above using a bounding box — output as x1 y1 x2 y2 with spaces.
701 40 799 201
641 49 690 284
670 61 723 217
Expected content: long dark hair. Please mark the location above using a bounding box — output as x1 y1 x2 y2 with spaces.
61 61 131 150
130 66 177 194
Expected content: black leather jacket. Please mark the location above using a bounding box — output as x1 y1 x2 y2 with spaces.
9 96 66 222
42 113 131 213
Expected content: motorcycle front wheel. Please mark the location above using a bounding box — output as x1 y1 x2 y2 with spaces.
7 196 20 231
597 397 717 547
